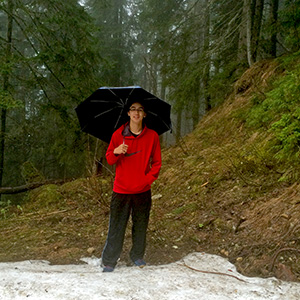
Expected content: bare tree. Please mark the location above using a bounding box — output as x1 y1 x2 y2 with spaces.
0 0 13 194
269 0 279 57
203 0 212 113
246 0 265 66
238 0 248 65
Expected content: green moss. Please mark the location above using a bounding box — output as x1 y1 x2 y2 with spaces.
28 184 63 209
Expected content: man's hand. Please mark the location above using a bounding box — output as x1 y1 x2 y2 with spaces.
114 144 129 155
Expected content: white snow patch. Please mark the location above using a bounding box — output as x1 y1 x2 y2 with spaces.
0 252 299 300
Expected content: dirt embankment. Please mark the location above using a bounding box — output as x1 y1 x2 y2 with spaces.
0 59 299 282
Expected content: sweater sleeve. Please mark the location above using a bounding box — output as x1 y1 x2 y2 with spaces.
146 134 162 185
106 132 121 165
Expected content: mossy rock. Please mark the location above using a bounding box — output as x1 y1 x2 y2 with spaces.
28 184 64 210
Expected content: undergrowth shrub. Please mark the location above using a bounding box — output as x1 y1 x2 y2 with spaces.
245 53 300 180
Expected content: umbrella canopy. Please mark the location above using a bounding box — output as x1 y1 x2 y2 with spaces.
75 86 172 143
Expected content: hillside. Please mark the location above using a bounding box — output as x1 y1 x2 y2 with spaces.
1 57 300 282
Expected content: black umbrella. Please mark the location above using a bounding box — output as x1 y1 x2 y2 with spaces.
75 86 172 143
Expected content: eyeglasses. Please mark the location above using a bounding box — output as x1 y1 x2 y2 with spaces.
129 107 144 113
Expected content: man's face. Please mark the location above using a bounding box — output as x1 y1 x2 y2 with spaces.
128 102 146 123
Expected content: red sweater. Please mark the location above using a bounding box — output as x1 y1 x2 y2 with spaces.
106 123 162 194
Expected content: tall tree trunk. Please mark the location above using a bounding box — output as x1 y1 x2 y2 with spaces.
116 0 124 86
151 62 158 95
0 0 13 193
246 0 253 66
176 109 182 144
251 0 264 63
238 0 248 66
203 0 211 113
269 0 279 57
246 0 264 66
160 78 166 100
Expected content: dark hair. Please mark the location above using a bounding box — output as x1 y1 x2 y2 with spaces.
127 100 147 112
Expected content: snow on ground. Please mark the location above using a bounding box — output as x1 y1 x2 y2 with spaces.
0 252 299 300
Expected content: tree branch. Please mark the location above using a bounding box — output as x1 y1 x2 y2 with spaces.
0 179 72 194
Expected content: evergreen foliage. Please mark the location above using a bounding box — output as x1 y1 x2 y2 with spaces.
246 52 300 171
1 0 300 203
279 0 300 52
0 0 104 188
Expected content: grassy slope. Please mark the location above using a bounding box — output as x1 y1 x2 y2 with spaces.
0 58 299 282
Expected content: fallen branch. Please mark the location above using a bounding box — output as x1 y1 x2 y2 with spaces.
3 208 78 224
19 208 77 220
0 179 72 195
178 262 247 283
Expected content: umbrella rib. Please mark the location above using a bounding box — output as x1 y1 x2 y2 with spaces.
104 87 138 131
124 87 136 106
93 107 120 119
114 106 125 131
147 111 172 131
112 87 136 131
107 89 126 106
81 107 121 131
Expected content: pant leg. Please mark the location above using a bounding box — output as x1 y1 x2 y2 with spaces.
102 192 131 267
130 190 152 262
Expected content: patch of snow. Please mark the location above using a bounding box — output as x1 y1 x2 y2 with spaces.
0 252 299 300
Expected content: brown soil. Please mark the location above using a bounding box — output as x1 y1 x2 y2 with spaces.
1 59 299 282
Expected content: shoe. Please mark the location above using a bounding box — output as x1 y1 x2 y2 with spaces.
134 259 146 268
103 265 114 272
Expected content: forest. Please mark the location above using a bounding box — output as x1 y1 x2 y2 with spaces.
1 0 300 206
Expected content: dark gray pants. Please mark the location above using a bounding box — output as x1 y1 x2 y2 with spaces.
101 190 152 268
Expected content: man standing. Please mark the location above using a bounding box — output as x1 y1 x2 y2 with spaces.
101 101 162 272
